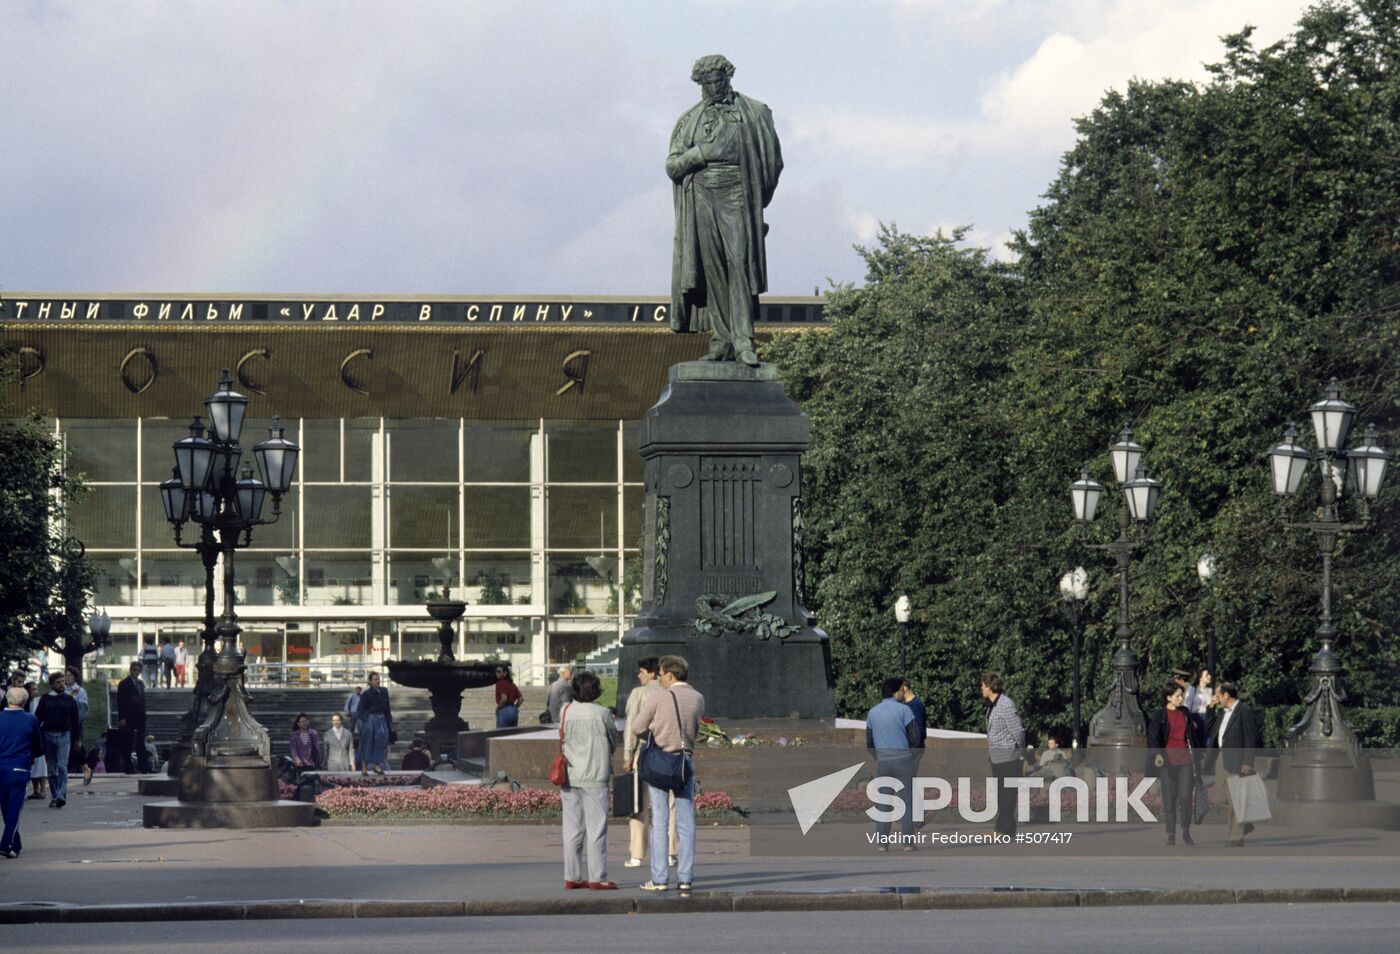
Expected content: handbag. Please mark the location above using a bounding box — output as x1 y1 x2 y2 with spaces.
549 703 570 787
1227 772 1272 824
637 690 690 794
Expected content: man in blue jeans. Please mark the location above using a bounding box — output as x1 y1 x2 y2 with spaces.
1 686 44 857
629 655 705 892
34 672 81 808
867 676 923 850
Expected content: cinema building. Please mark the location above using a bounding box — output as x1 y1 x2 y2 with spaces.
2 293 824 685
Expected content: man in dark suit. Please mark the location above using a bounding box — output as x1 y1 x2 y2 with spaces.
1206 682 1262 846
116 662 147 774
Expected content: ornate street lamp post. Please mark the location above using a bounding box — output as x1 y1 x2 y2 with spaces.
1267 379 1399 828
1070 426 1161 775
1058 567 1088 753
144 370 311 828
1196 552 1217 678
894 594 911 675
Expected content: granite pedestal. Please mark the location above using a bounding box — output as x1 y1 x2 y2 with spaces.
618 361 833 719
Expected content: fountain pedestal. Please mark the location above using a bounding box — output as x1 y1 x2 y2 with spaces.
385 599 498 765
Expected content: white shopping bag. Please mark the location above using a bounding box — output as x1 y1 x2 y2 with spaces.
1227 772 1272 824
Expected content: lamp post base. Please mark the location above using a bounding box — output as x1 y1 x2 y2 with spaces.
1083 739 1147 778
1268 750 1400 830
143 754 318 829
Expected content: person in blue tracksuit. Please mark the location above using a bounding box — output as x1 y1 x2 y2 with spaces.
1 686 44 858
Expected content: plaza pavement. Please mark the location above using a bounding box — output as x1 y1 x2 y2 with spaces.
0 773 1397 923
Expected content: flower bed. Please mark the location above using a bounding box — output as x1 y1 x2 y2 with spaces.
313 784 744 820
278 772 426 801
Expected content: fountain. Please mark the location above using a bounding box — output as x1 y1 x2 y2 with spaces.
385 595 497 765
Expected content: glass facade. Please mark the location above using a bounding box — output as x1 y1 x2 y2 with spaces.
60 417 642 685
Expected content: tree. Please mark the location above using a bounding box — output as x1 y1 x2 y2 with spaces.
0 348 98 674
768 0 1400 739
766 228 1027 727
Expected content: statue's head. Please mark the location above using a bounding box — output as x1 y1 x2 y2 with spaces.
691 54 735 103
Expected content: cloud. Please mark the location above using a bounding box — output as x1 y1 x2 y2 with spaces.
791 0 1311 167
978 0 1311 152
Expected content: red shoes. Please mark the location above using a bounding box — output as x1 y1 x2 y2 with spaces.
588 881 618 890
564 880 587 890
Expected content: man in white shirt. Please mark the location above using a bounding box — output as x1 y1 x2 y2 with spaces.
1207 682 1262 846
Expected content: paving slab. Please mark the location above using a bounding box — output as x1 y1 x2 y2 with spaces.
0 774 1396 923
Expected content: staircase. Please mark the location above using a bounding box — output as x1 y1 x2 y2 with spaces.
580 636 622 670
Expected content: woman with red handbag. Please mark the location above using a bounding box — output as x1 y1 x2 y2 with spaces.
556 670 619 891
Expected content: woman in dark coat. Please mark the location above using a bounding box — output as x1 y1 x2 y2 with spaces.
355 672 393 775
1146 680 1203 845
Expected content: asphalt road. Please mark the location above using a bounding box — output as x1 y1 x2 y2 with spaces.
3 905 1397 953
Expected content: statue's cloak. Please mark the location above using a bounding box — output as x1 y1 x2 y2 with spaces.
667 91 783 334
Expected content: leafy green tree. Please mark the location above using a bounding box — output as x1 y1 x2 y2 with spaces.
769 0 1400 739
767 229 1026 727
0 348 97 673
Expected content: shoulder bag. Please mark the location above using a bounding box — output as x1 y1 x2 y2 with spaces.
637 690 690 794
549 703 570 786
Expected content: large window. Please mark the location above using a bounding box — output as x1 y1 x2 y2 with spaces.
60 415 644 672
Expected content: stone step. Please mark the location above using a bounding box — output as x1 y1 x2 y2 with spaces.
106 685 549 757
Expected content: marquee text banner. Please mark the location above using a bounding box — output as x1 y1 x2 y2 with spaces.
1 295 824 326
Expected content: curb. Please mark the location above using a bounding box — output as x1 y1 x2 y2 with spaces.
1 887 1397 924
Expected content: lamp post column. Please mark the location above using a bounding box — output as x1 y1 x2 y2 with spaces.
1266 381 1399 828
1069 428 1157 777
1059 567 1087 753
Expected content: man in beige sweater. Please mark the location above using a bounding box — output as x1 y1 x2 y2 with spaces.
629 655 705 892
622 657 676 868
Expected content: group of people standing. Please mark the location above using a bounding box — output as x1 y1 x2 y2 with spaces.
554 655 704 893
866 666 1264 849
138 639 188 689
331 673 395 773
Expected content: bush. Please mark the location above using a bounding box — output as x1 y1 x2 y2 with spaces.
1257 705 1400 749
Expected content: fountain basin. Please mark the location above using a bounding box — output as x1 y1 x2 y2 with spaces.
385 660 499 736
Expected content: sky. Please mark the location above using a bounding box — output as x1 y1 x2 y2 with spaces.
1 0 1315 297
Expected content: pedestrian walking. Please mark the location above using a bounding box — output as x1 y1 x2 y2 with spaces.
1206 682 1262 847
1147 680 1203 845
323 713 355 772
34 673 81 808
24 683 47 802
629 655 704 893
159 639 177 688
355 672 393 775
1 686 44 858
63 668 89 777
866 676 921 850
547 664 574 723
981 670 1026 838
140 642 160 686
174 640 189 687
560 669 619 890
